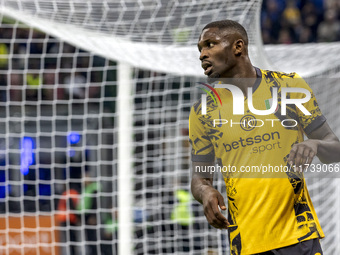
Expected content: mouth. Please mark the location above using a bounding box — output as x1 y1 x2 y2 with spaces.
204 66 213 76
202 62 213 75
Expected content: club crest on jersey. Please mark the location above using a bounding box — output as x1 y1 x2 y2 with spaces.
240 115 257 131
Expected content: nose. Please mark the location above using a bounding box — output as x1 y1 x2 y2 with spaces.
199 48 208 61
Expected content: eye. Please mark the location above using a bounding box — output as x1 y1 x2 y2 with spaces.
208 42 215 48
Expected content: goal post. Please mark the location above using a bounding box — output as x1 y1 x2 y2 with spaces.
117 62 133 255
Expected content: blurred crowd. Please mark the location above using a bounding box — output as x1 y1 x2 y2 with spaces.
261 0 340 44
0 25 116 104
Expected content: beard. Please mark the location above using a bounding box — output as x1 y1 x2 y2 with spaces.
209 72 220 78
207 71 220 84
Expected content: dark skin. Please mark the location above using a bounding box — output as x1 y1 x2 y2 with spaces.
191 26 340 230
191 161 229 229
197 27 256 95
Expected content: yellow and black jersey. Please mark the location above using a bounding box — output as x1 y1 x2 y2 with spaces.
189 67 325 254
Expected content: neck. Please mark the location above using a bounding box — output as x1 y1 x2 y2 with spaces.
221 61 257 96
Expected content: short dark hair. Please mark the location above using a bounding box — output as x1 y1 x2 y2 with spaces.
202 20 249 45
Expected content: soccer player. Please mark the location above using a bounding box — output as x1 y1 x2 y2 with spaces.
190 19 340 254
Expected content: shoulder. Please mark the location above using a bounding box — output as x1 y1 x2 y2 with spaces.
260 69 298 80
191 94 218 115
259 69 310 90
191 98 202 115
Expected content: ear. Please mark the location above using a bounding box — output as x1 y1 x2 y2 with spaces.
234 39 244 56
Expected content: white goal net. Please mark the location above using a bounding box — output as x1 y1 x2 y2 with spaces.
0 1 339 255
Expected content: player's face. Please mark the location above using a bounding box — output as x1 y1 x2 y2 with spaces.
198 27 236 78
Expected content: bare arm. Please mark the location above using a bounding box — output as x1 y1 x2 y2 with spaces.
288 122 340 168
308 122 340 163
191 161 229 229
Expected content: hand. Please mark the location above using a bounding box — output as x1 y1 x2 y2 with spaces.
201 187 229 229
288 139 319 171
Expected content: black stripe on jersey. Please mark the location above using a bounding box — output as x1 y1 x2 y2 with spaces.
303 115 326 135
252 67 262 93
196 144 214 154
191 151 215 162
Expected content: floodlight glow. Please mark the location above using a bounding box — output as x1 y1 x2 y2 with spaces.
67 132 81 145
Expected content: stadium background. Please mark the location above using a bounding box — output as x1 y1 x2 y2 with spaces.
0 0 339 254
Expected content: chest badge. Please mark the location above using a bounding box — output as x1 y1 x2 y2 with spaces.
240 115 257 131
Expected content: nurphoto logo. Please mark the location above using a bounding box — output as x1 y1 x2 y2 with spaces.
197 82 312 129
198 82 311 116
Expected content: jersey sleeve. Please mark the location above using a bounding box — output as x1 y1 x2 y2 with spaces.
292 73 326 135
189 102 215 162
